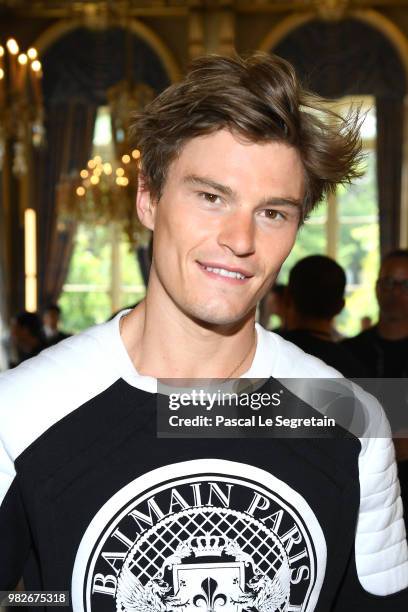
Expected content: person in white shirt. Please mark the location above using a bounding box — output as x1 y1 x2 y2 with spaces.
0 52 407 612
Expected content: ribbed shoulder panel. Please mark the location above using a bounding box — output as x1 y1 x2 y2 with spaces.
355 384 408 595
265 329 408 595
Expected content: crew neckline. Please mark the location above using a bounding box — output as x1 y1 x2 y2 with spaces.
97 309 276 393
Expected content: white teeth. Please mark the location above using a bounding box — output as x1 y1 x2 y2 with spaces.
204 266 246 280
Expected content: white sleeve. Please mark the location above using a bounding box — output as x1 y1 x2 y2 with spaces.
356 388 408 596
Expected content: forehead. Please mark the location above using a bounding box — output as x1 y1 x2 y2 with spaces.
170 129 304 197
380 257 408 277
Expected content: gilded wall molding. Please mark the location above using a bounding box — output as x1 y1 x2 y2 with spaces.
258 12 316 54
32 17 181 83
217 7 236 56
188 8 206 59
259 9 408 82
351 9 408 81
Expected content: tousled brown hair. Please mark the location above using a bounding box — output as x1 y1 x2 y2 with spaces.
130 52 363 220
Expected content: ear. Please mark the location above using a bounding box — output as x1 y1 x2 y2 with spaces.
136 175 157 231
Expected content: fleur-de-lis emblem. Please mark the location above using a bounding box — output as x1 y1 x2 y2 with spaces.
193 577 227 612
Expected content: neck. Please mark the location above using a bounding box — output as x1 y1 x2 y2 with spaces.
377 316 408 340
120 290 257 379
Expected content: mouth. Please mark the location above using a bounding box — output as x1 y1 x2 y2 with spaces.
197 261 253 283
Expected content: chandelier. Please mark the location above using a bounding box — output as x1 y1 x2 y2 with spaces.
57 79 154 249
0 38 45 176
57 148 150 248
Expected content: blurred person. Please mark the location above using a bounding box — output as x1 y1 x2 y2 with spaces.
42 303 70 346
280 255 367 377
0 53 407 611
360 315 373 331
342 250 408 525
264 282 287 330
342 249 408 377
9 311 47 367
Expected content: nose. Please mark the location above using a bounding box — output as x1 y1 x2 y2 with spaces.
217 210 256 256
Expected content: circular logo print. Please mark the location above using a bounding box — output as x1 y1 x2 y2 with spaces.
72 460 326 612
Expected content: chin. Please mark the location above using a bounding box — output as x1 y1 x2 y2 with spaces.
186 303 249 327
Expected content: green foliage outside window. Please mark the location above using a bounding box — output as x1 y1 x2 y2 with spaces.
60 225 145 334
336 150 379 334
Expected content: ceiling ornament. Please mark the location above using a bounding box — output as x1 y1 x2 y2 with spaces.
312 0 350 21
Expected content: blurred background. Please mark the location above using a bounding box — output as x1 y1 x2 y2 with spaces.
1 0 408 368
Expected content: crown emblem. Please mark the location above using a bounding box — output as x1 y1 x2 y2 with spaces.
190 535 227 557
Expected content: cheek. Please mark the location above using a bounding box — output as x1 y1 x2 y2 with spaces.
269 227 298 257
269 233 297 270
156 200 203 243
153 210 184 260
154 209 204 276
284 227 298 249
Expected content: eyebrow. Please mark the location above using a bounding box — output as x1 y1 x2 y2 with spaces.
183 174 302 208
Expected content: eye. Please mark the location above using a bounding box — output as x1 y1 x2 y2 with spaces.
199 192 222 204
261 209 286 221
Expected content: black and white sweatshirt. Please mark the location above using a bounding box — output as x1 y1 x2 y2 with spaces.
0 312 407 611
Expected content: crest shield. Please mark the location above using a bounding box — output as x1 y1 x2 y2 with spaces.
173 561 245 612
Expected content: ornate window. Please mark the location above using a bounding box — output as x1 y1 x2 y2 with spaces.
60 107 146 332
278 96 379 335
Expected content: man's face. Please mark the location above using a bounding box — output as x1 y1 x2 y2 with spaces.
376 256 408 322
140 130 304 326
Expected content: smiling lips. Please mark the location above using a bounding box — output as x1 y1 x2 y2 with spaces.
197 261 253 283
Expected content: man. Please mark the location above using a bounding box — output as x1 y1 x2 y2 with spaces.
42 303 70 346
280 255 367 377
0 54 407 611
342 249 408 377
